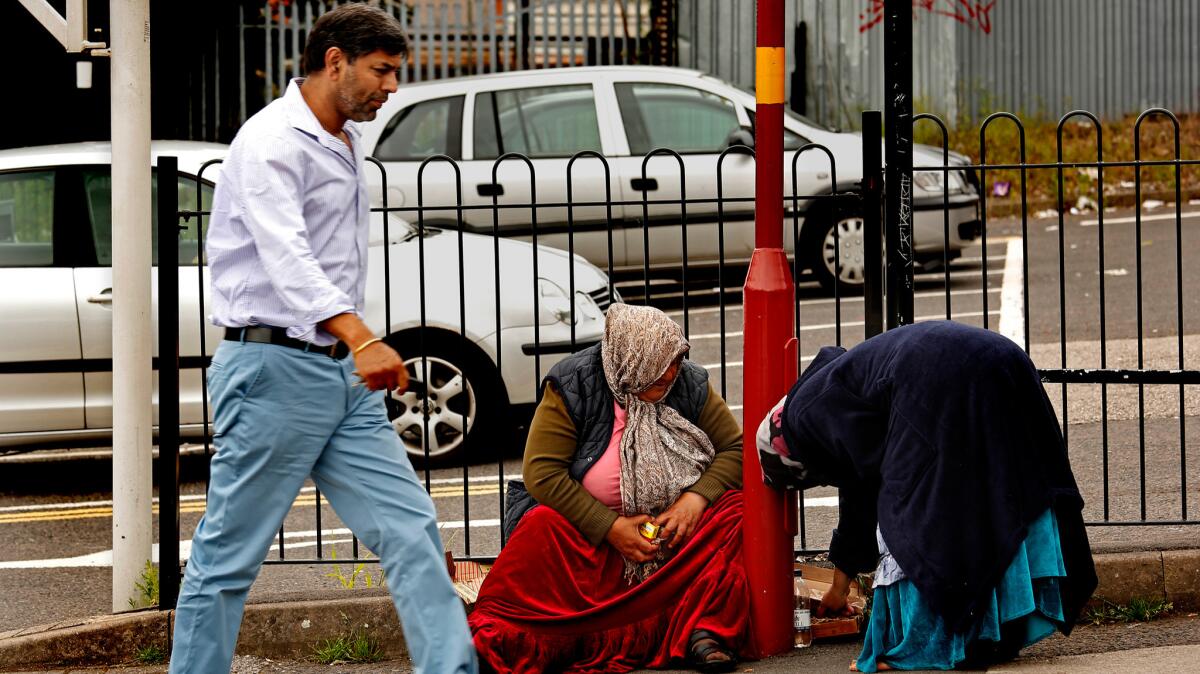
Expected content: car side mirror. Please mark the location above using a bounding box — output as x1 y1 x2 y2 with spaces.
725 127 755 149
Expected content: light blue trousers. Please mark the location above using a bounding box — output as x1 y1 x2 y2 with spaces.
169 341 477 674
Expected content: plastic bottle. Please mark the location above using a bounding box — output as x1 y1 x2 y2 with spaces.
793 572 813 649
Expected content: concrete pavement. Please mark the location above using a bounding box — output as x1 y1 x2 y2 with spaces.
2 548 1198 672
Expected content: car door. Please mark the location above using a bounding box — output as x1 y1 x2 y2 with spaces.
73 166 217 431
0 169 86 435
461 82 624 272
610 80 756 271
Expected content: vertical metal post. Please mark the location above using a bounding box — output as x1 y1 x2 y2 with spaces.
742 0 794 658
883 0 914 328
520 0 531 69
111 0 155 613
157 156 181 610
861 111 884 338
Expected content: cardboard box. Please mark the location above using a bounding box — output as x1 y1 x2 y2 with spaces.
795 563 867 640
451 561 490 608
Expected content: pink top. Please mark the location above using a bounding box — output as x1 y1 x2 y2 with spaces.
581 400 626 512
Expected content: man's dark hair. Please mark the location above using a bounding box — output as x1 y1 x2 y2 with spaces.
302 3 408 75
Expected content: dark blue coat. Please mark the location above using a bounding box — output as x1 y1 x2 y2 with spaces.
775 321 1096 633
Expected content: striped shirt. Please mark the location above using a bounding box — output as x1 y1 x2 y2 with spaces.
206 79 369 346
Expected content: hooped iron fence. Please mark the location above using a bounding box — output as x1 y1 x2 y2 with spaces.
147 105 1200 611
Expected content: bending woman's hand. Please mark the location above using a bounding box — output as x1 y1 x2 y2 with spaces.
816 567 856 618
654 491 708 549
605 515 659 563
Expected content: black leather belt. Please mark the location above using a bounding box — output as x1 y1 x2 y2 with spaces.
224 327 350 359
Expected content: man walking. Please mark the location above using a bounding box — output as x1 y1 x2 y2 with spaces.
168 5 476 673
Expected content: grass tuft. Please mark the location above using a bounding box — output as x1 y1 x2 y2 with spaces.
134 644 168 664
311 631 385 664
1081 596 1174 625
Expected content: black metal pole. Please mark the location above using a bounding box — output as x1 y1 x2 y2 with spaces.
861 110 884 338
157 156 181 610
520 0 531 69
883 0 914 328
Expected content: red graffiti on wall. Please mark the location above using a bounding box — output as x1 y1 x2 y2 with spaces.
859 0 996 34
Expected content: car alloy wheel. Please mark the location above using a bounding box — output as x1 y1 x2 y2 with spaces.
821 216 867 287
387 355 476 461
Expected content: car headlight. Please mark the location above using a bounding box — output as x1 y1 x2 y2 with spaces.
912 169 966 194
537 278 573 325
574 291 603 323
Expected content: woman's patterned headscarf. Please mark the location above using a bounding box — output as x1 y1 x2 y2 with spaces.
601 303 716 583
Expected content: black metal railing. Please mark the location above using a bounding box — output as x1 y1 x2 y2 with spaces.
129 108 1200 609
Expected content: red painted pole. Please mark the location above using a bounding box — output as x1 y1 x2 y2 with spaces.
742 0 794 658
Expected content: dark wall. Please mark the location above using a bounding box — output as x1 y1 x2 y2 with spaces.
2 0 249 150
2 0 112 149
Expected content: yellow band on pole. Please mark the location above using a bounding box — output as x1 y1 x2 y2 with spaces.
755 47 786 105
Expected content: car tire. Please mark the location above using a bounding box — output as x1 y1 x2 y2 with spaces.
805 207 869 295
383 329 507 468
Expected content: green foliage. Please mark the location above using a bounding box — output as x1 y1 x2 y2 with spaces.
324 547 386 589
129 560 160 609
912 111 1200 218
311 631 385 664
134 644 168 664
1081 597 1174 625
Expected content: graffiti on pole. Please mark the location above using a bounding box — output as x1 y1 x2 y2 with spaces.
859 0 996 34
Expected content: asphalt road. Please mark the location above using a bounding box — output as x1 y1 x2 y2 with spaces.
0 206 1198 635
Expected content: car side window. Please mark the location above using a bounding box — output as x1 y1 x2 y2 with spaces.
615 83 741 155
747 109 810 150
373 96 464 161
472 85 602 160
0 171 55 268
83 169 214 266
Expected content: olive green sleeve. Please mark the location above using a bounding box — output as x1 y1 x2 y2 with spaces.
686 381 745 503
522 383 619 546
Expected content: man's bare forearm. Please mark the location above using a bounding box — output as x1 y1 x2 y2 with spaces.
319 312 377 350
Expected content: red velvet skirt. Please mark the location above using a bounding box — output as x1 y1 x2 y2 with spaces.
469 490 748 674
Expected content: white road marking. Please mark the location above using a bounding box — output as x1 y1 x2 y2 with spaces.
998 238 1026 346
1079 210 1200 227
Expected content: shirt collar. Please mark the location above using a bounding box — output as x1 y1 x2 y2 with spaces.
283 78 362 145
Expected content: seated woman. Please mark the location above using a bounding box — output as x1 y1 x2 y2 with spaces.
756 321 1097 672
470 303 748 674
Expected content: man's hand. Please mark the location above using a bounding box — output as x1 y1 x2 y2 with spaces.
318 313 408 392
653 491 707 549
605 514 659 563
816 567 856 618
353 341 409 392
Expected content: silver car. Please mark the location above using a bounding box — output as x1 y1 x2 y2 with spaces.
0 142 613 465
357 65 981 293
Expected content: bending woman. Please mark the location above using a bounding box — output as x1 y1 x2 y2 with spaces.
757 321 1097 672
470 303 748 673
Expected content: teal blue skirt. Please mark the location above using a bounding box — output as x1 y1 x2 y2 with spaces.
855 509 1066 672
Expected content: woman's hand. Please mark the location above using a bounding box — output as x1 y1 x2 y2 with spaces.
654 492 708 549
816 567 856 618
605 515 659 563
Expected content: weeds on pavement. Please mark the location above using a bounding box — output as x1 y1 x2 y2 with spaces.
1081 597 1174 625
134 644 168 664
324 547 385 590
129 560 160 608
311 631 384 664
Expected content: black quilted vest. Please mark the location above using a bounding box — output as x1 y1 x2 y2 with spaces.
502 343 710 541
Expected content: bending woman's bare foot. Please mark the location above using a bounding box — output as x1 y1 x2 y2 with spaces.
850 660 892 671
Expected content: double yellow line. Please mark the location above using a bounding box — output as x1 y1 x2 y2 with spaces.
0 483 503 525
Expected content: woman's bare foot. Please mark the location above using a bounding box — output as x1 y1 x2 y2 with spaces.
849 659 892 671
